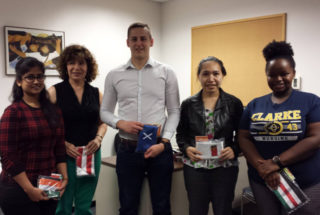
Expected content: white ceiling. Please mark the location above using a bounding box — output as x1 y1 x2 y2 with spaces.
150 0 169 2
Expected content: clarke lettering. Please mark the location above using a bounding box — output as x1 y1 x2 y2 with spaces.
251 110 301 121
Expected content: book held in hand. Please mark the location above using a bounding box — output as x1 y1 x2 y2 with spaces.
76 146 95 177
136 124 159 153
37 173 62 199
268 168 310 214
195 136 224 159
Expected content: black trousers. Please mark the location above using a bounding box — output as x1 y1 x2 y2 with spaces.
183 165 239 215
0 181 58 215
116 142 173 215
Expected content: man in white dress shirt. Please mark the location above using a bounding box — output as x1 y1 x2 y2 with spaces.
100 23 180 215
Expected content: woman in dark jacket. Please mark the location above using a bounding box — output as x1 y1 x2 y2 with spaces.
176 56 243 215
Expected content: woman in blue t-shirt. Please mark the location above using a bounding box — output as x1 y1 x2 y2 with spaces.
238 41 320 215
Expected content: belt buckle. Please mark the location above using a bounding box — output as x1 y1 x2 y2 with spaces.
120 138 138 146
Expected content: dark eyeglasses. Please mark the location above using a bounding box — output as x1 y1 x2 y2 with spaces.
23 74 46 83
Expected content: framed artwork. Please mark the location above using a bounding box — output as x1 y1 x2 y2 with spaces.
4 26 65 76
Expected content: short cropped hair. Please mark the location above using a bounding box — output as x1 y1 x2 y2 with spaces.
127 22 152 39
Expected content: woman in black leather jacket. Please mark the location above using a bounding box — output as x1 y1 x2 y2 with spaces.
176 56 243 215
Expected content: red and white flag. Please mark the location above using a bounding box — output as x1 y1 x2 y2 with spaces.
76 146 95 177
271 168 309 214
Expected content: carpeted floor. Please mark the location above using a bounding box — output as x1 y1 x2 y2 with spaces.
233 202 259 215
1 203 260 215
72 206 96 215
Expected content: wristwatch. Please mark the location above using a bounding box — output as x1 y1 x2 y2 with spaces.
160 140 171 151
272 156 284 169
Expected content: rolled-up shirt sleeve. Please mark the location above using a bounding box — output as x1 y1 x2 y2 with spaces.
0 107 25 177
100 71 121 129
162 67 180 140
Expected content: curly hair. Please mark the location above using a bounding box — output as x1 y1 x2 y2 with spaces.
263 40 296 70
57 45 98 82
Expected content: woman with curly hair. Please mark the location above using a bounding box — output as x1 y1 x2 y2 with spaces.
238 41 320 215
48 45 107 215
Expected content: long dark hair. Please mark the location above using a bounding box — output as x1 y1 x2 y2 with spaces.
12 57 60 129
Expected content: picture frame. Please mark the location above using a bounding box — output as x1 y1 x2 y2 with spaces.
4 26 65 76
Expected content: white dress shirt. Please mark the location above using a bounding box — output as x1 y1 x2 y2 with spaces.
100 58 180 141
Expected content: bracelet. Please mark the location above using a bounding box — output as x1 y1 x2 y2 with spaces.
96 134 103 139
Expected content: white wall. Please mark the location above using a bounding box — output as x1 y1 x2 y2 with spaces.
0 0 162 157
161 0 320 101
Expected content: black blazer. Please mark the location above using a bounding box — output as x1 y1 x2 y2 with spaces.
176 88 243 158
